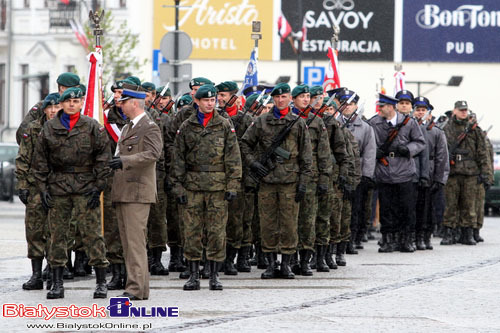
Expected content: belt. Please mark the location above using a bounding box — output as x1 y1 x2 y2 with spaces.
53 166 93 173
186 165 225 172
454 154 470 161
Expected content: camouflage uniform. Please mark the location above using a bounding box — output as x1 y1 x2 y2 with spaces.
475 132 494 230
240 108 313 255
33 111 110 268
16 100 44 145
172 110 242 262
443 117 489 231
16 115 49 260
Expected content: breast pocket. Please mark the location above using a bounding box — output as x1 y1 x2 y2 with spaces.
121 137 140 154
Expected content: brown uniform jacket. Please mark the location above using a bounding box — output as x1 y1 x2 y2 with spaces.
111 114 163 203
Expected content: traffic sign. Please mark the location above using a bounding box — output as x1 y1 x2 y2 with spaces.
160 31 192 61
303 66 325 86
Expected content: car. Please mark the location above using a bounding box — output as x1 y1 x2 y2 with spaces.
485 141 500 215
0 142 19 202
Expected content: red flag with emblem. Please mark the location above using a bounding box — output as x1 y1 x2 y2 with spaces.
322 47 341 92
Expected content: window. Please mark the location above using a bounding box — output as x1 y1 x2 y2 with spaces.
120 0 126 8
0 64 5 124
1 0 6 31
24 0 30 8
66 65 75 73
21 64 29 116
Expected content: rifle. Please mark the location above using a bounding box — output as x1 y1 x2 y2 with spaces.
426 116 436 130
102 95 114 110
254 94 272 116
233 90 265 131
306 93 337 126
340 98 365 130
448 116 481 166
147 82 170 112
159 100 175 114
250 107 308 183
378 114 411 166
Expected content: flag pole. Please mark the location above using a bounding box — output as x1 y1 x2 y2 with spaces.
89 9 106 235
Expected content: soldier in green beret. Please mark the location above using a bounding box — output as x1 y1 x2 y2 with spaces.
33 87 111 299
240 83 313 279
142 82 156 109
172 84 242 290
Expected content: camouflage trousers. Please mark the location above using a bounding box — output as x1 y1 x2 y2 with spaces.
147 175 167 251
181 190 227 262
297 182 317 251
241 192 254 248
475 183 486 229
251 192 260 245
48 195 109 268
227 190 244 249
443 175 477 229
103 180 124 264
331 184 351 243
316 187 333 246
24 186 49 259
167 192 183 247
258 183 299 254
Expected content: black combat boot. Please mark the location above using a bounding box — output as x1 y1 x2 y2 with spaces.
424 232 433 250
452 228 461 244
473 228 484 242
280 254 295 279
440 227 454 245
224 245 238 275
325 244 337 269
249 245 258 266
346 234 359 254
150 248 169 275
236 246 251 272
46 265 52 290
291 251 300 275
336 242 347 266
256 245 268 269
93 267 108 299
47 267 64 299
63 250 74 280
355 232 364 249
378 234 393 253
42 262 49 280
23 259 44 290
121 264 127 289
208 261 223 291
82 252 92 275
462 227 477 245
183 261 201 290
410 232 417 252
168 246 180 272
176 248 187 272
299 250 313 276
261 253 277 279
309 251 317 270
179 265 190 279
316 245 330 272
73 250 87 277
416 232 426 250
400 232 415 253
107 264 123 290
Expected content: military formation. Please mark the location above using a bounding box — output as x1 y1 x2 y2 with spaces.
15 72 494 299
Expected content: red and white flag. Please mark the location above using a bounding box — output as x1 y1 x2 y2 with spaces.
394 71 406 95
322 47 341 92
277 12 292 43
301 16 307 42
69 19 89 50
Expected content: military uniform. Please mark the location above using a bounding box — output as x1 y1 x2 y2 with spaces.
240 88 313 279
34 89 110 299
16 101 44 145
475 132 494 240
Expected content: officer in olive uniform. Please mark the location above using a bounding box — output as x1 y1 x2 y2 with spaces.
16 93 60 291
441 101 490 245
216 81 254 274
290 85 332 276
172 84 242 291
240 83 313 280
33 88 111 299
16 73 80 145
369 93 426 253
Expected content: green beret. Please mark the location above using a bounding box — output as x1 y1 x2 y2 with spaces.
78 84 86 96
111 80 124 92
177 94 192 108
123 76 141 86
271 83 291 96
56 72 80 87
244 93 260 109
189 77 213 89
59 87 83 102
215 81 238 93
156 86 172 97
194 84 217 99
310 86 323 97
141 82 156 92
291 84 310 98
42 93 60 110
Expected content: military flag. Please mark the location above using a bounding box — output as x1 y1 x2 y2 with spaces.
394 71 406 94
322 47 341 92
242 47 258 92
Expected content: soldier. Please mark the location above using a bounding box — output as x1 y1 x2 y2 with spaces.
337 89 376 253
16 93 60 290
172 84 242 291
33 87 111 299
413 97 449 250
368 93 426 253
240 83 313 280
16 72 80 145
216 81 254 274
441 101 490 245
290 85 332 276
475 128 494 242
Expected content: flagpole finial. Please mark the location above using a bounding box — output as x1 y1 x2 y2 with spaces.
89 10 105 46
394 63 403 71
331 26 340 49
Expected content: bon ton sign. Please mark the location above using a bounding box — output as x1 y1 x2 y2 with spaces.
153 0 273 60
